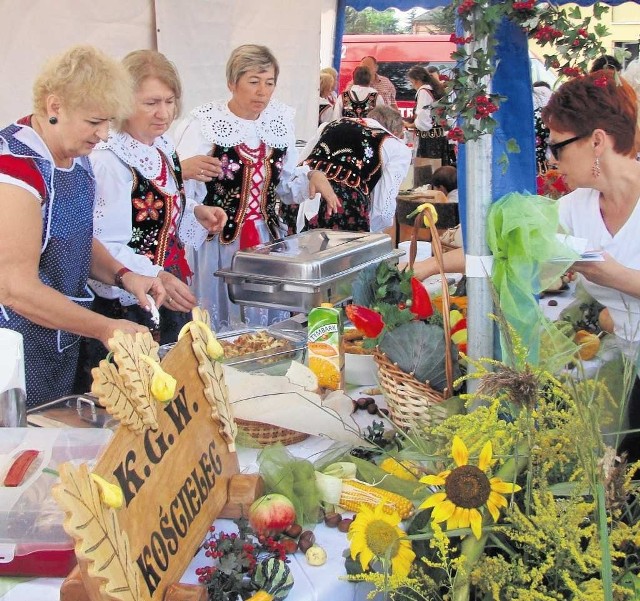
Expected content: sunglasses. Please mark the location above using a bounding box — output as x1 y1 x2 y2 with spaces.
546 135 586 162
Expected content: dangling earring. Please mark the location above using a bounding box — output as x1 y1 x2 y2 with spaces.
48 116 58 125
592 157 600 178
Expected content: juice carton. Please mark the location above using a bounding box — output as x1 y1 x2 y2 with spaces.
307 303 344 390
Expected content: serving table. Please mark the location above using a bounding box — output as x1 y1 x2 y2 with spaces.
0 385 385 601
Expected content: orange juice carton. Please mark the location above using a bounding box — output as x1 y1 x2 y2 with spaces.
307 303 344 390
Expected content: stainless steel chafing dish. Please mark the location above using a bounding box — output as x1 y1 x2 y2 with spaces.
216 230 403 312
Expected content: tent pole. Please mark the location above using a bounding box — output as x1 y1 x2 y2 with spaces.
465 133 494 391
463 34 495 393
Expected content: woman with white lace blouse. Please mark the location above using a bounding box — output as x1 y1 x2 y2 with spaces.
175 44 338 331
75 49 228 387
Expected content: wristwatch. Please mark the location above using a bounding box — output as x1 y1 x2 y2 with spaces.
114 267 132 289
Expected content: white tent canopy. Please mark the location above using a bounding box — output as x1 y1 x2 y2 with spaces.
0 0 337 141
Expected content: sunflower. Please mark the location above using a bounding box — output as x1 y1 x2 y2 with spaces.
419 436 521 539
348 503 415 578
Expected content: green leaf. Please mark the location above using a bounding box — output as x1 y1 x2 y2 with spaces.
506 138 521 154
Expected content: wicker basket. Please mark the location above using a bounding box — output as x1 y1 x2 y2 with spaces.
374 206 455 429
235 418 309 446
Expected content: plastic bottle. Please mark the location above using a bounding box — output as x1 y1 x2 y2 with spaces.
307 303 344 390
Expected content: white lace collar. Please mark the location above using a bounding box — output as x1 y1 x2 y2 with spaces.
190 99 294 149
97 131 175 179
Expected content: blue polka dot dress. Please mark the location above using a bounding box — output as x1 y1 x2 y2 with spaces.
0 121 94 408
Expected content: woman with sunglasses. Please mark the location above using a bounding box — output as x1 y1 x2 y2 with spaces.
542 70 640 455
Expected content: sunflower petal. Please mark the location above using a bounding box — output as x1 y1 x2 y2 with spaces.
432 499 456 523
490 477 521 494
458 508 470 529
452 436 469 466
469 508 483 539
486 499 501 522
359 548 375 572
478 441 493 471
420 474 447 486
419 491 447 510
446 506 464 531
489 491 508 509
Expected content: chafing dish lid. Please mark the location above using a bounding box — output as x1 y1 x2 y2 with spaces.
221 230 394 282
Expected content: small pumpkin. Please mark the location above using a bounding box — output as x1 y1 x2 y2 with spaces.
574 329 600 361
251 558 293 601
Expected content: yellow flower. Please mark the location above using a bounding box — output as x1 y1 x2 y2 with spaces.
90 474 124 509
347 503 415 578
178 320 224 361
419 436 520 540
406 202 439 228
140 354 177 402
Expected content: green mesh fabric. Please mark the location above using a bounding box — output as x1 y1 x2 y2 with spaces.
258 444 322 527
487 192 578 369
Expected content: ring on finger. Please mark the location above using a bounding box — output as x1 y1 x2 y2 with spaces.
168 297 173 304
199 169 204 176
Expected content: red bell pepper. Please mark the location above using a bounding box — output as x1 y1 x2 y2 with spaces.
345 304 385 338
410 277 434 319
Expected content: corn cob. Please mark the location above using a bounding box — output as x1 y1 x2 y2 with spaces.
339 479 414 519
379 457 420 481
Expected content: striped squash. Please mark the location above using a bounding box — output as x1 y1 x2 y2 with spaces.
251 558 294 601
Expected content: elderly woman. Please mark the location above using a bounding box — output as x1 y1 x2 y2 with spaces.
74 51 227 389
175 44 337 330
0 45 165 408
542 70 640 455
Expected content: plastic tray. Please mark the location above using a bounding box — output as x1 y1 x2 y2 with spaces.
0 428 112 577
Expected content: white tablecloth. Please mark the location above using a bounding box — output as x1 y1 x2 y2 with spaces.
0 386 385 601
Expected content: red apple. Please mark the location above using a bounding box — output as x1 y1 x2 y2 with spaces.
248 493 296 536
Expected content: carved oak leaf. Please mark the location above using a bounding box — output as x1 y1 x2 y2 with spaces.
53 463 142 601
91 360 147 434
107 331 159 430
188 325 237 452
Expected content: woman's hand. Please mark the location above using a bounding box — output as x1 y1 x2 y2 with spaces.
181 155 223 183
100 319 149 348
120 272 166 311
194 205 228 235
570 252 623 288
157 271 197 312
308 170 342 217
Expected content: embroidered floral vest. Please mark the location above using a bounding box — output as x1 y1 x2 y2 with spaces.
128 152 191 282
202 144 286 245
304 119 388 196
341 90 378 119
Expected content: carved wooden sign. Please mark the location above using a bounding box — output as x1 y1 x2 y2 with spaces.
53 320 255 601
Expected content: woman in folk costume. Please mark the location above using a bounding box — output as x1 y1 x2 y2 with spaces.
76 50 227 389
0 46 165 408
176 44 338 331
332 66 384 121
404 65 455 182
297 106 411 233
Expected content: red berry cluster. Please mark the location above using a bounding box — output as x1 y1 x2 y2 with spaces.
560 66 582 78
512 0 535 11
472 95 499 120
450 33 474 45
457 0 476 15
448 127 465 143
195 519 289 600
532 25 563 43
593 75 609 88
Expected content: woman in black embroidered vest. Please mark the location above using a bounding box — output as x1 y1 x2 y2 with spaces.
298 106 411 233
176 44 337 331
76 50 227 389
404 65 455 186
332 66 384 121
